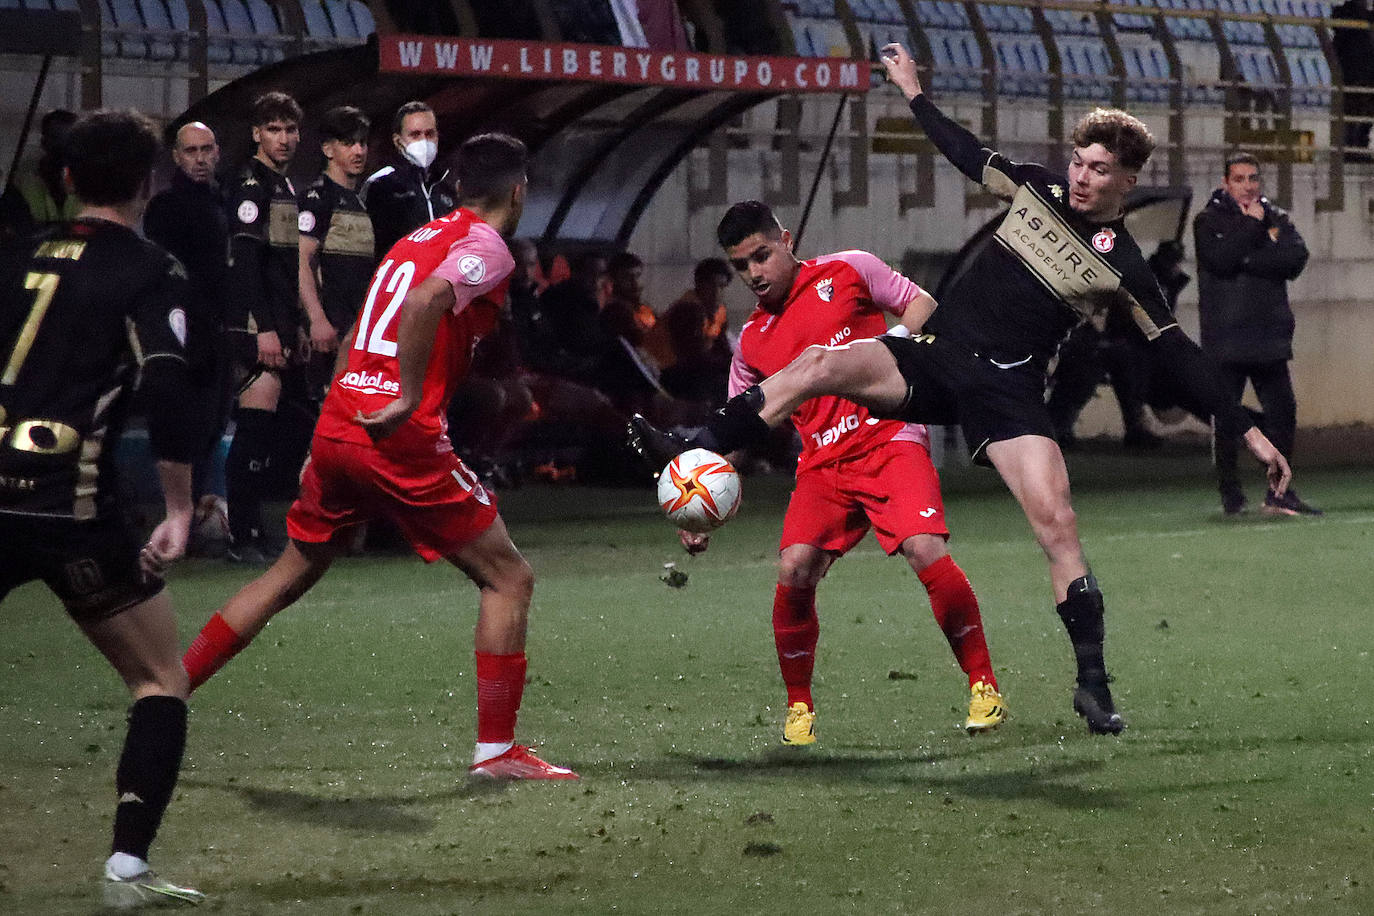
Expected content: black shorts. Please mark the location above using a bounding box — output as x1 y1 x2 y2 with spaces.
0 513 164 622
875 334 1055 464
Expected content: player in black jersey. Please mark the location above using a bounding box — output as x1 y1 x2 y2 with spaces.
224 91 301 563
0 110 204 906
298 105 376 398
630 43 1291 736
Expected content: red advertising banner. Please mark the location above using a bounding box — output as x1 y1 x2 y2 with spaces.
378 35 868 94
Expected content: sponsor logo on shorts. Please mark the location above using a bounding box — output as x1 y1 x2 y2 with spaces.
920 507 937 518
338 369 401 395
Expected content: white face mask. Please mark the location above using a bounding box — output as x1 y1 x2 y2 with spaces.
402 138 437 170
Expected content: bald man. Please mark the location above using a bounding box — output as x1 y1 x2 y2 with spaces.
145 122 233 527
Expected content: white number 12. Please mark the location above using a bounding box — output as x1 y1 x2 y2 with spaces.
354 259 416 357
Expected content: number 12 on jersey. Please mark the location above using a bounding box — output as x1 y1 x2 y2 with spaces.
354 259 416 358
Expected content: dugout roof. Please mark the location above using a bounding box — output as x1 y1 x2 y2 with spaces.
175 34 867 246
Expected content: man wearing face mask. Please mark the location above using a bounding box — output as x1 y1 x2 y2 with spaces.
361 101 457 257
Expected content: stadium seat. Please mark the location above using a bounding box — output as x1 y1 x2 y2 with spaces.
324 0 360 38
301 0 335 39
217 0 267 65
346 0 373 36
138 0 181 61
105 0 150 59
201 0 234 63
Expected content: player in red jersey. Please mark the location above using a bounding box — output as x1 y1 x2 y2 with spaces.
181 133 576 780
677 201 1005 744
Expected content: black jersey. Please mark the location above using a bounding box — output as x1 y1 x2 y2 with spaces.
0 219 190 520
909 96 1175 371
907 95 1253 439
225 157 298 340
298 173 375 330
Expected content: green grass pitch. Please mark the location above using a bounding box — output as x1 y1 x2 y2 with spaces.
2 451 1371 914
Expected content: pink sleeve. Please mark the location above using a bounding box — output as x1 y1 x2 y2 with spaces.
726 327 764 398
814 250 923 316
430 223 516 314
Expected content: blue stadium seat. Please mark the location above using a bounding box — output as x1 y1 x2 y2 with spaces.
793 21 821 56
1044 7 1097 35
138 0 181 61
202 0 234 63
867 0 905 24
1113 0 1155 31
346 0 373 36
217 0 266 65
106 0 150 59
980 1 1033 33
914 0 952 29
324 0 359 38
301 0 335 38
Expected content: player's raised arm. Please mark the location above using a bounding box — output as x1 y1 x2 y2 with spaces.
881 42 1031 199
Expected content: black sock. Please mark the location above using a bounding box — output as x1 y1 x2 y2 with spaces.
226 407 274 543
705 385 770 453
112 696 188 862
1055 573 1107 685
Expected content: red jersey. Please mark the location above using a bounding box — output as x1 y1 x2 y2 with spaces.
729 250 928 473
314 208 513 456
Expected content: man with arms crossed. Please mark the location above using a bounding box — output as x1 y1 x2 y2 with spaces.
0 110 204 905
182 133 576 779
633 44 1289 735
679 201 1006 744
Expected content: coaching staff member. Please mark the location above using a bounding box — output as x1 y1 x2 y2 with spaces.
362 100 457 256
0 110 204 906
145 121 231 499
1194 152 1319 517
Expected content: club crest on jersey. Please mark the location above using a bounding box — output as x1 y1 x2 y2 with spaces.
814 277 834 302
1049 184 1064 200
1092 228 1116 253
236 200 259 224
457 254 487 285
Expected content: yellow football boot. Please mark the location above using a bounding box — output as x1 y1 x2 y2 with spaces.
782 701 816 745
964 680 1007 733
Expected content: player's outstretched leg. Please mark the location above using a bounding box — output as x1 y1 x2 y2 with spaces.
627 386 769 473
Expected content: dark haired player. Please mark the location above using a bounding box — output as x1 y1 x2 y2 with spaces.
224 91 302 562
0 110 204 905
182 133 577 780
680 200 1006 744
632 43 1290 735
299 105 376 398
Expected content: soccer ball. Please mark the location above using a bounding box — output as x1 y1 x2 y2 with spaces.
657 448 742 533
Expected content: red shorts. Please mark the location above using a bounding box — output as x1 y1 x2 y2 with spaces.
286 436 499 562
780 439 947 556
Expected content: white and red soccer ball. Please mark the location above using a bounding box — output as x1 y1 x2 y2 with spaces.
657 448 742 533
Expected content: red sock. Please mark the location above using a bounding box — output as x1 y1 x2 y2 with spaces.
475 651 527 743
918 554 997 690
182 612 247 692
773 583 819 710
